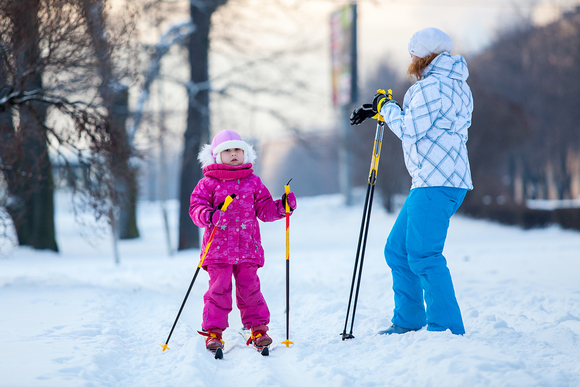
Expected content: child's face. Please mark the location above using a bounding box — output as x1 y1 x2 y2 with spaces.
220 148 244 165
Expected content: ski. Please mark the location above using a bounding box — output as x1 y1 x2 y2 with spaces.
209 347 223 359
254 345 269 356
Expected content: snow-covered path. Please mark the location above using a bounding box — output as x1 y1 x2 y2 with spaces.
1 193 580 386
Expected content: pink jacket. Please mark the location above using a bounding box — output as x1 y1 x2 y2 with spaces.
189 163 287 267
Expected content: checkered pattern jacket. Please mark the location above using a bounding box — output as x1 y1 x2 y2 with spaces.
382 53 474 190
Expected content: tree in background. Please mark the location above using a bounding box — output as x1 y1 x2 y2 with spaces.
350 7 580 222
80 0 140 240
0 0 57 250
463 73 531 207
176 0 323 250
0 0 138 253
468 7 580 204
177 0 229 251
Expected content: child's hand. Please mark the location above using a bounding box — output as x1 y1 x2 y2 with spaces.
282 192 297 211
211 205 229 226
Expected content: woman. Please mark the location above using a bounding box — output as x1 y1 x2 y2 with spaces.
350 27 473 335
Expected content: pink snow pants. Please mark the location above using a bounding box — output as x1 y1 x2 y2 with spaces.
202 262 270 332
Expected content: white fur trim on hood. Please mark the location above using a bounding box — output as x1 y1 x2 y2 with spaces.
197 141 257 168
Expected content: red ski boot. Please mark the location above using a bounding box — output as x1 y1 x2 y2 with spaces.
247 330 272 348
198 330 224 350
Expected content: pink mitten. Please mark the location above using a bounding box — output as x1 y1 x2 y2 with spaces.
282 192 297 211
211 207 229 226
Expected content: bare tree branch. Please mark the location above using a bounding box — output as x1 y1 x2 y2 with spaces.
128 19 196 141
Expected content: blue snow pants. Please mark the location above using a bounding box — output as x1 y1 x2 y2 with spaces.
384 186 466 335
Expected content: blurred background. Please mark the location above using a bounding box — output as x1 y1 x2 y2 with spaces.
1 0 579 256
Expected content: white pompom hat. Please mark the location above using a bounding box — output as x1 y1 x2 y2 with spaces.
198 129 257 168
408 27 454 58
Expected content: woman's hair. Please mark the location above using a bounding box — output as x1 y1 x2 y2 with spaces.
407 53 439 80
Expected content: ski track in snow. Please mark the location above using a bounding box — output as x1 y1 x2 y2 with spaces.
1 193 580 386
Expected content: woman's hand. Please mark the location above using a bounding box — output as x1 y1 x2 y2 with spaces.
350 104 375 125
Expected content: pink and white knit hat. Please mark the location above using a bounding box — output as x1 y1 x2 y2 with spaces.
198 129 257 168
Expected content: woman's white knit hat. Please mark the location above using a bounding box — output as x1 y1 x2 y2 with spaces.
408 27 454 58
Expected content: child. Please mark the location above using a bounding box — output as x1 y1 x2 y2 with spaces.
350 27 473 335
189 129 296 350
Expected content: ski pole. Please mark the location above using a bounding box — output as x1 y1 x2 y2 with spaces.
282 179 294 348
341 91 388 340
160 193 236 352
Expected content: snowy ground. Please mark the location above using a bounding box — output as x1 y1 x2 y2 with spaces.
1 191 580 387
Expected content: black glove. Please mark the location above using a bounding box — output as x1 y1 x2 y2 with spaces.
349 104 375 125
372 92 401 112
371 91 388 112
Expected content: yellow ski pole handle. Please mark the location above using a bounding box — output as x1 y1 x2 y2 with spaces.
222 194 235 211
372 88 393 122
284 184 291 214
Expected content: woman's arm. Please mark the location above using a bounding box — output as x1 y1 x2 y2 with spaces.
382 79 442 145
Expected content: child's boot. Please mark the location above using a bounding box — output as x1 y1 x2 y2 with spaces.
249 325 272 347
198 329 224 350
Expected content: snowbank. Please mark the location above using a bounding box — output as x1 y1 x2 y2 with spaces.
1 193 579 386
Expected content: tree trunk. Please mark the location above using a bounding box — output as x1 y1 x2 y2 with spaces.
178 4 215 251
81 0 139 240
3 0 58 251
111 86 139 239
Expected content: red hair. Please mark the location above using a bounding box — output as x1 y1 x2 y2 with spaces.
407 53 439 81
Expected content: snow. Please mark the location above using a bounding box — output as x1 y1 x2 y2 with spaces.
526 198 580 210
2 192 580 387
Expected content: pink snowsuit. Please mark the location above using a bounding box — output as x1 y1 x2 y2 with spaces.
189 162 288 332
